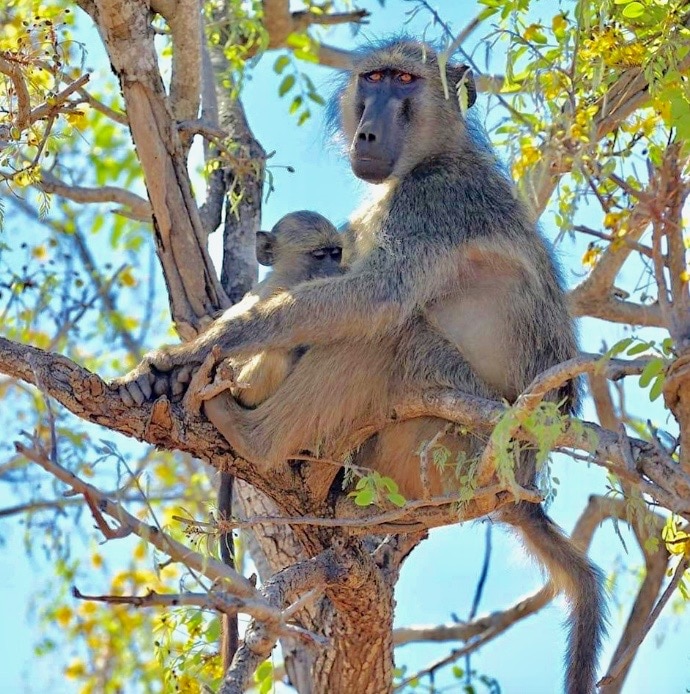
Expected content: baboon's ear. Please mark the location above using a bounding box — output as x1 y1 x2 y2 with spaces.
447 64 477 111
256 231 277 267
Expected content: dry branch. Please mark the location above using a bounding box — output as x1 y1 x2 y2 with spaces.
2 335 690 526
0 54 31 129
72 587 282 624
39 172 152 221
78 0 228 338
18 442 257 597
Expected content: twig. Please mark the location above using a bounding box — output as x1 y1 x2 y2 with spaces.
76 87 127 124
27 74 90 124
17 442 257 597
175 484 542 532
598 555 689 688
0 54 31 128
39 172 152 221
394 625 504 691
72 586 291 630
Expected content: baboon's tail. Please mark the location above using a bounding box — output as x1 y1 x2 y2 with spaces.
499 502 607 694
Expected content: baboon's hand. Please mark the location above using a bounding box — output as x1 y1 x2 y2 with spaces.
110 346 201 407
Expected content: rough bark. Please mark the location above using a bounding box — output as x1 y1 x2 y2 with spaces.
80 0 229 339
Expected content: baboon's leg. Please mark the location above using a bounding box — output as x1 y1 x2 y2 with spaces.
204 340 393 468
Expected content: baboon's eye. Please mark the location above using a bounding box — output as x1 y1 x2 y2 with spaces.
365 71 384 83
397 72 416 84
311 249 327 260
330 247 343 261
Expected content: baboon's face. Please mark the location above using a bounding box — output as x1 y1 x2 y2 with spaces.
300 241 344 281
348 67 423 183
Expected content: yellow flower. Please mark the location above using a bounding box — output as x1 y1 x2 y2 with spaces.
581 244 602 269
65 659 87 679
79 601 98 616
523 24 547 44
31 245 48 262
134 542 147 561
91 553 103 569
552 14 567 36
119 267 137 288
177 674 201 693
662 516 690 556
55 605 73 627
65 107 88 129
604 212 623 229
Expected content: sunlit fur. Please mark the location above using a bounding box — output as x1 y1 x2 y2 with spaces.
122 39 605 694
226 210 345 407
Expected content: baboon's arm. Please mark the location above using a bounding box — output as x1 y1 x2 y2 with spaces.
111 241 466 405
149 244 455 369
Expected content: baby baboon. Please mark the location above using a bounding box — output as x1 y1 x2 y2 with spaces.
213 209 345 670
115 40 605 693
228 210 345 408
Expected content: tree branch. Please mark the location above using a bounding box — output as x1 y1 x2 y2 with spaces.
18 442 257 598
2 336 689 525
0 54 31 129
38 172 152 222
80 0 229 338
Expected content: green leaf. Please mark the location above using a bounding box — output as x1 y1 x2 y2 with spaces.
286 32 309 49
679 578 690 601
387 492 406 507
297 110 311 126
626 341 652 356
273 55 290 74
477 6 498 20
278 75 295 97
260 678 273 694
354 488 375 506
307 91 325 106
255 660 273 681
205 617 220 643
432 445 451 468
289 96 303 115
606 337 634 358
649 374 664 401
380 476 399 493
622 1 644 18
452 665 465 678
354 477 368 490
639 358 664 388
294 49 319 64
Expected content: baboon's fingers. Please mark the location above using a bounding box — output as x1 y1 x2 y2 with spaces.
118 384 135 408
153 375 169 397
137 372 153 401
121 381 146 407
170 366 193 400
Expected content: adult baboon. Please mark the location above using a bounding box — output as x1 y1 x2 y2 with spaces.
210 210 345 670
115 40 605 693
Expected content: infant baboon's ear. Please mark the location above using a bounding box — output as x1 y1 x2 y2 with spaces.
256 231 277 267
447 64 477 110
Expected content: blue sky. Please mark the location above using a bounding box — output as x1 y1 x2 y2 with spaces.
2 1 689 692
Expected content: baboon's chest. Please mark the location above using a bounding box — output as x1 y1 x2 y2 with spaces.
426 281 517 398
